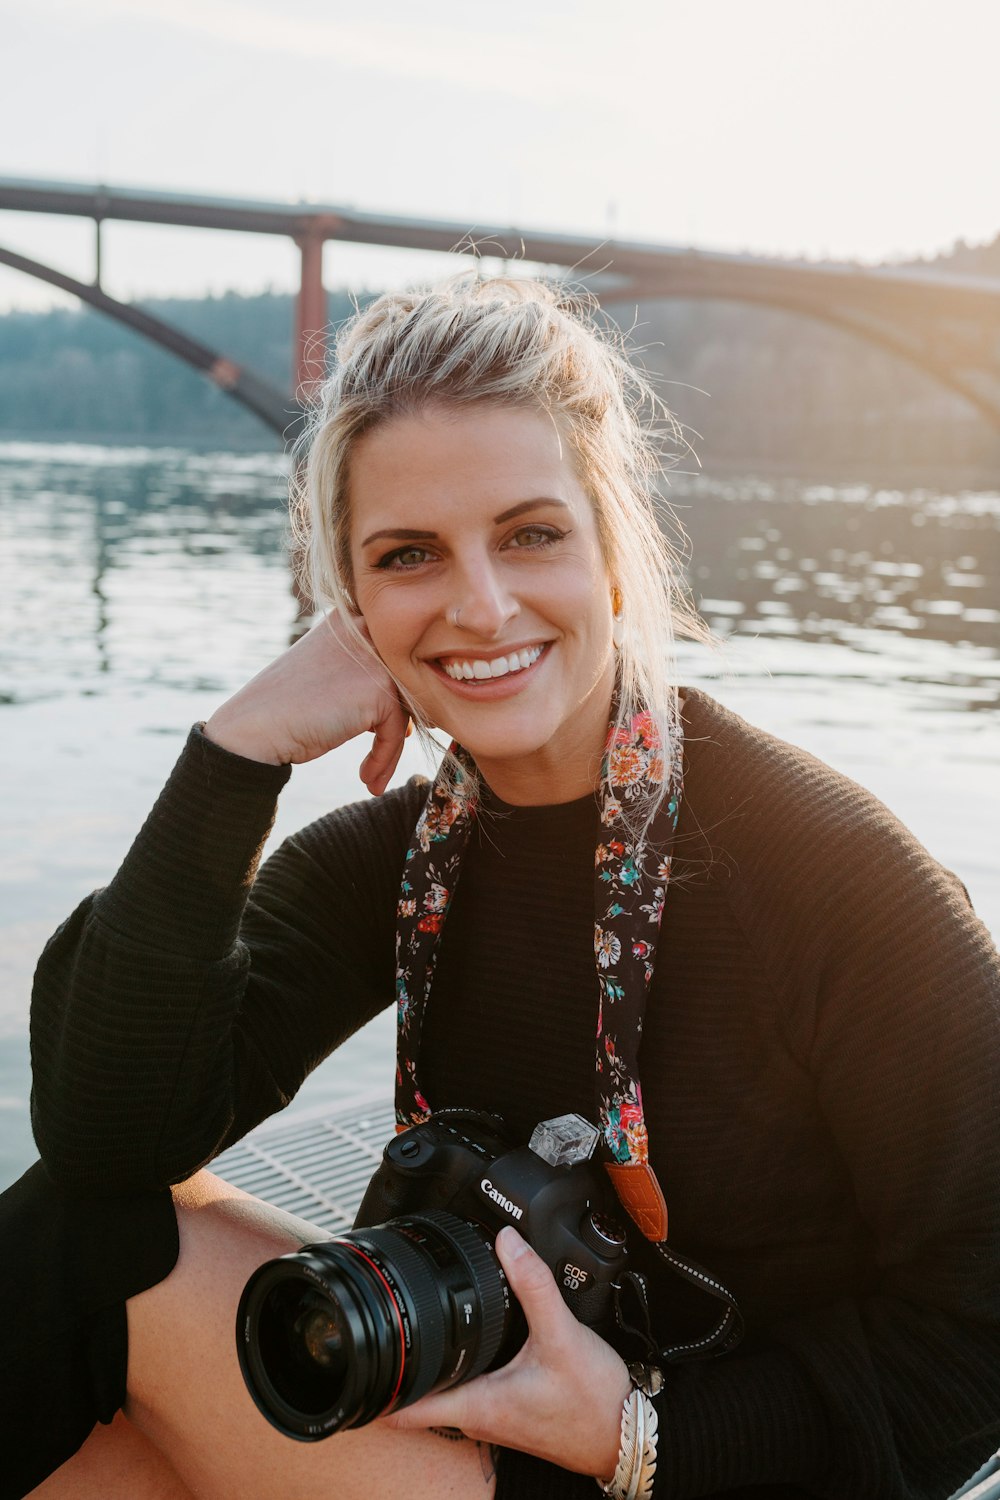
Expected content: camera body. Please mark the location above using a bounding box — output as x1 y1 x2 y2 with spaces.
356 1109 629 1323
237 1110 631 1440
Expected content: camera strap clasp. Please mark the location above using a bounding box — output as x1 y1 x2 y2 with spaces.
611 1269 660 1365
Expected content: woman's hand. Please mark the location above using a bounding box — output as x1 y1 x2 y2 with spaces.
381 1226 632 1480
203 613 410 794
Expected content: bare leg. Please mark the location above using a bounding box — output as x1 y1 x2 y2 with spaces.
32 1171 495 1500
27 1411 195 1499
127 1171 496 1500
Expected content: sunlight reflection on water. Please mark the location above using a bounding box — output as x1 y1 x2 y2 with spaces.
1 444 997 1188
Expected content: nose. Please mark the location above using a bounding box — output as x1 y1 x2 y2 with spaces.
449 553 520 640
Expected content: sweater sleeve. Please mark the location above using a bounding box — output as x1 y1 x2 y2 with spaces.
30 725 422 1196
651 723 1000 1498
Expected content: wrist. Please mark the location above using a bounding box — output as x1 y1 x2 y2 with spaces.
596 1363 634 1482
203 707 288 766
595 1365 663 1499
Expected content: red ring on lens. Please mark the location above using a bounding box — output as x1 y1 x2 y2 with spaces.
335 1242 407 1410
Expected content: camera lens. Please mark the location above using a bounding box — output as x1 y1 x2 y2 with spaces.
253 1282 351 1419
237 1211 512 1440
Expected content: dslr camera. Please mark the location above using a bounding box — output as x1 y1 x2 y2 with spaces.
236 1109 637 1440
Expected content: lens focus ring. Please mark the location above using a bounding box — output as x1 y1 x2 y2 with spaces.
410 1211 510 1380
343 1226 447 1415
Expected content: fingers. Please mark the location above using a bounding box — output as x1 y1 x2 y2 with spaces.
381 1385 482 1435
494 1227 571 1347
388 1229 576 1426
359 703 412 796
382 1225 631 1475
359 738 404 796
383 1231 565 1440
348 616 416 794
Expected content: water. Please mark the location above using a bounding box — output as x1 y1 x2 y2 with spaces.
2 444 998 1190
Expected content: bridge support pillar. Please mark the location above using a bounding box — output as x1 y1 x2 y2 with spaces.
295 230 328 401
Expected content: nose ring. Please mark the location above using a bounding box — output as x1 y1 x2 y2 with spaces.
449 606 462 629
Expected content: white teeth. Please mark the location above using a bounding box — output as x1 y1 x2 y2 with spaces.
441 644 544 682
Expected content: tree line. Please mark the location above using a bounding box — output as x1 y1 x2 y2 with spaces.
1 237 998 477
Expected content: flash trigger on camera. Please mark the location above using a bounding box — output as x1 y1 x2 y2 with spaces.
529 1113 600 1166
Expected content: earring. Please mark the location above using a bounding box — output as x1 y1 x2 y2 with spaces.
611 587 625 651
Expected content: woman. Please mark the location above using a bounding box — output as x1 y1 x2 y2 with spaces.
9 277 1000 1499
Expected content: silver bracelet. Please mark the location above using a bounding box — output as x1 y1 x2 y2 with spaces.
595 1366 661 1500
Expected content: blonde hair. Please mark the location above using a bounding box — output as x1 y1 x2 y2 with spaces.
293 274 705 819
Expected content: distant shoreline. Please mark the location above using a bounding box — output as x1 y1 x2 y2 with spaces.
1 430 996 492
3 283 999 478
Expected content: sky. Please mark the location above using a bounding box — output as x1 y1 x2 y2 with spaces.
1 0 999 311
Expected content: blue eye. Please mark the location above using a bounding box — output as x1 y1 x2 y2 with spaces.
377 546 433 570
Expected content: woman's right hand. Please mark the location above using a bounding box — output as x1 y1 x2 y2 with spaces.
383 1226 632 1480
203 612 411 794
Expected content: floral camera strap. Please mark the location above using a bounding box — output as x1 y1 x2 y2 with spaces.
393 707 682 1243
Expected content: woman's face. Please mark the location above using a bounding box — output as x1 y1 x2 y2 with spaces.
348 404 617 804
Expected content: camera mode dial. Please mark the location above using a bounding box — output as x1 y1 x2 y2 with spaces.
581 1210 627 1257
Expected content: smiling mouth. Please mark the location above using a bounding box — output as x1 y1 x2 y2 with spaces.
438 644 546 682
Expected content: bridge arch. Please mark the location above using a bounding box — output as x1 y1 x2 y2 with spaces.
2 176 999 438
0 243 302 440
600 276 1000 429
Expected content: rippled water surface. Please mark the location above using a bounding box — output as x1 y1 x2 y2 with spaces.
2 444 998 1187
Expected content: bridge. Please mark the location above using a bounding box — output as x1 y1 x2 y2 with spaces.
2 175 1000 440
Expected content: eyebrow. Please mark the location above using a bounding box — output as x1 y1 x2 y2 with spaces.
360 497 569 549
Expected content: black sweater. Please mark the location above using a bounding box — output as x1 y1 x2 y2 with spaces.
30 689 1000 1499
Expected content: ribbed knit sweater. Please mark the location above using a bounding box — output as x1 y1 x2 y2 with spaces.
29 689 1000 1499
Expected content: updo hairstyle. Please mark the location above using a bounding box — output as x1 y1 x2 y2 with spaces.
293 274 703 813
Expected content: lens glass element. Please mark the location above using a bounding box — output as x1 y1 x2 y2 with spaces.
255 1283 351 1419
297 1304 346 1371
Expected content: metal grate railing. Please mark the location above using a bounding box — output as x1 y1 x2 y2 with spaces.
212 1095 395 1233
949 1454 1000 1500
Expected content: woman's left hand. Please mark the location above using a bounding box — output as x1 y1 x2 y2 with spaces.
380 1225 631 1480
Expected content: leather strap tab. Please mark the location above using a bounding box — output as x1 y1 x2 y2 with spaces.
605 1161 668 1242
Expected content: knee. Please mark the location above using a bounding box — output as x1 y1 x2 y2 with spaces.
169 1168 329 1265
0 1160 178 1497
127 1171 325 1413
